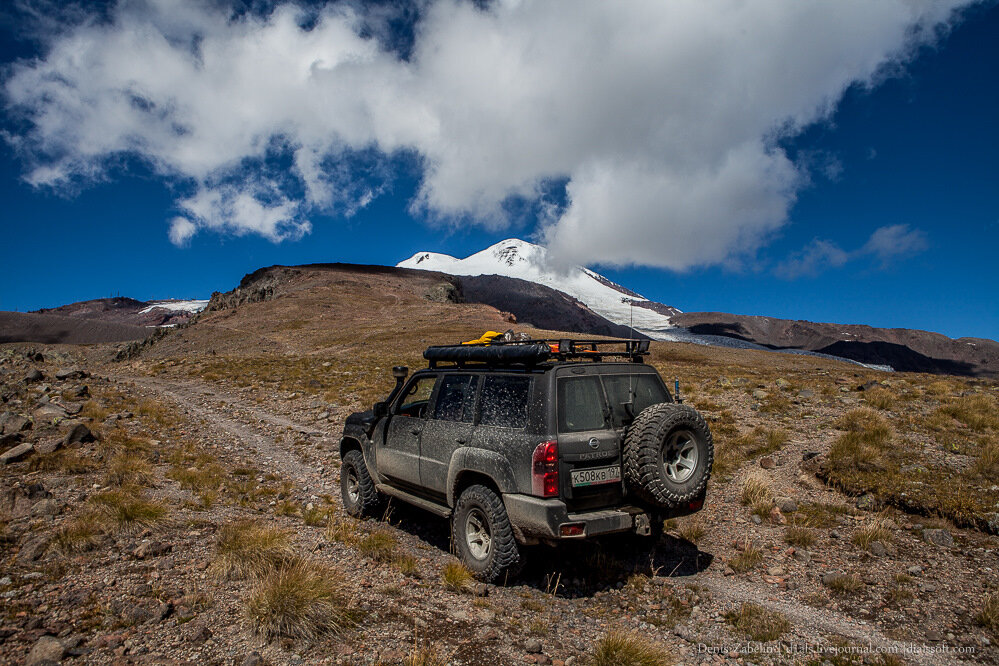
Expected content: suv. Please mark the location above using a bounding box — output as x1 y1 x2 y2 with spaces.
339 338 712 582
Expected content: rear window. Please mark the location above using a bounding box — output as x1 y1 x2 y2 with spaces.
602 374 668 427
479 375 532 428
433 374 479 422
557 376 609 433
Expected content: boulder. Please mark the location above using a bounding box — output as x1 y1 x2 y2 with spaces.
63 423 95 447
16 536 50 565
922 528 954 547
60 402 83 416
777 497 798 513
2 415 32 435
855 494 877 511
0 432 22 448
24 368 44 383
72 385 90 399
1 442 34 465
55 368 87 381
34 439 62 455
759 456 775 470
32 404 67 424
26 635 65 666
134 541 172 559
30 498 61 517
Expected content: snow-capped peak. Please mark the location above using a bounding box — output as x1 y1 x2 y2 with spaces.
398 239 680 337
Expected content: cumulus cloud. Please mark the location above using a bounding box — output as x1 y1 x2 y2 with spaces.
2 0 969 264
776 224 929 279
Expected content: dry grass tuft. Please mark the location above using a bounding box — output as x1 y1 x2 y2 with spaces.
51 513 102 554
88 490 167 533
863 388 895 410
590 630 673 666
211 520 294 580
784 517 816 548
244 558 355 640
740 474 774 517
358 530 397 563
937 394 999 431
725 602 790 641
104 452 154 487
441 561 472 592
403 642 449 666
977 593 999 634
729 542 763 573
675 517 706 544
823 573 864 595
29 449 96 474
852 515 895 550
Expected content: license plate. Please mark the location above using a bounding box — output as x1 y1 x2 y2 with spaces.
570 465 621 488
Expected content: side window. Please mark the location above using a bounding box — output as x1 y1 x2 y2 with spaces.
479 375 532 428
433 375 479 422
397 375 438 418
557 376 608 433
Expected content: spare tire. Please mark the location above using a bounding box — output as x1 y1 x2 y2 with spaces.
623 403 713 508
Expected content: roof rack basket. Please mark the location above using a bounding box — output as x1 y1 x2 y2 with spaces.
424 338 651 368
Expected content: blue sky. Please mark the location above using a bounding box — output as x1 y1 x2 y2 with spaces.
1 1 996 340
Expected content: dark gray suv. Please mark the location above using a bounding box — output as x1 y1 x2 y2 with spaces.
339 339 712 582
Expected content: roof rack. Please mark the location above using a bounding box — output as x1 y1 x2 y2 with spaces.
424 338 650 368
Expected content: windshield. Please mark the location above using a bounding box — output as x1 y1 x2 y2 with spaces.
602 374 668 426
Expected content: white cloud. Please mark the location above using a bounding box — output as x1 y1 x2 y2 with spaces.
168 216 197 247
776 224 929 278
775 239 852 279
862 223 929 263
3 0 969 262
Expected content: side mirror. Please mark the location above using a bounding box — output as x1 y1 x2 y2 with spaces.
373 401 388 418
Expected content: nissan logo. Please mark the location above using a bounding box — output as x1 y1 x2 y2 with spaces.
588 437 600 450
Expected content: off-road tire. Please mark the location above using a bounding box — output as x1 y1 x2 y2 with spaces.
623 403 713 508
340 449 383 518
452 484 523 583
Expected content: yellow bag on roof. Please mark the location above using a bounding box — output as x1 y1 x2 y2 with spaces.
462 331 503 345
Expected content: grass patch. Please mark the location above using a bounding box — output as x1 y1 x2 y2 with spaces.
403 642 449 666
729 542 763 573
211 520 294 580
851 515 894 551
358 530 397 563
89 490 167 533
863 388 895 410
784 519 816 548
936 394 999 431
441 561 472 592
395 554 419 577
740 474 774 517
590 630 672 666
104 452 154 487
244 558 356 640
325 508 360 545
29 449 96 474
977 593 999 635
50 513 102 554
725 602 790 641
674 517 706 544
823 573 863 596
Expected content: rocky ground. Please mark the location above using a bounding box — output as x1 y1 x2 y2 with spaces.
2 341 998 666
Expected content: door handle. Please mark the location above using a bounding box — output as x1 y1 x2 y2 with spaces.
455 438 467 444
410 428 421 435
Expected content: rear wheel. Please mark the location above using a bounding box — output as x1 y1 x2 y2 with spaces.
340 449 383 518
452 484 523 583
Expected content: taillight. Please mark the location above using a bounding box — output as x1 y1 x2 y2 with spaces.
532 440 559 498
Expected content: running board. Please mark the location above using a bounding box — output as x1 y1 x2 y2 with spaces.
376 484 452 518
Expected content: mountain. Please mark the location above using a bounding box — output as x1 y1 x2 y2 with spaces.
32 297 208 328
399 239 998 377
399 239 680 338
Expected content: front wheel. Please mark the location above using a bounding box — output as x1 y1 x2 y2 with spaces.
340 449 383 518
452 484 523 583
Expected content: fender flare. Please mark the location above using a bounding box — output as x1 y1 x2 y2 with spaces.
446 447 517 508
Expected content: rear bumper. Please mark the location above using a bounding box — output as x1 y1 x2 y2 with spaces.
503 491 707 543
504 494 642 541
